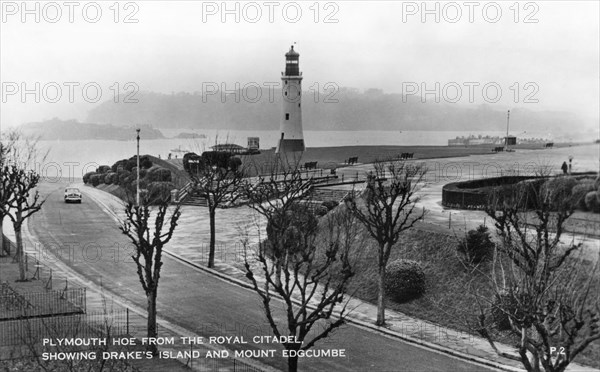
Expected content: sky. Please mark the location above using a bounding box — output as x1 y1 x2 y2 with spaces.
1 0 598 129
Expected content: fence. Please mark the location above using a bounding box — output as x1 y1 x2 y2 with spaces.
0 309 129 347
189 357 267 372
1 246 76 292
1 287 86 320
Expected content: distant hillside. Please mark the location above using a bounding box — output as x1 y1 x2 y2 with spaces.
87 89 586 133
20 119 165 141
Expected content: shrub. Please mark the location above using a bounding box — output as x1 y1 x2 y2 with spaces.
96 165 111 174
202 151 231 169
384 259 426 302
571 182 595 210
138 178 149 190
266 203 318 256
541 177 577 209
321 200 339 212
112 159 128 173
140 156 153 169
457 225 495 264
104 172 117 185
146 166 172 182
584 191 600 213
89 174 101 187
117 170 131 186
130 167 148 180
147 182 175 203
83 172 96 184
595 176 600 190
228 157 242 172
315 205 329 217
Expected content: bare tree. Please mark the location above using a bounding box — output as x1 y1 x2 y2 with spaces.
1 130 47 257
242 187 361 372
477 176 600 372
243 156 313 286
0 157 13 256
4 165 45 281
345 159 427 326
187 153 244 268
119 199 181 355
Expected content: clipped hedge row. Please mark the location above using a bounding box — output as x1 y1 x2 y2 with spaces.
443 174 600 212
442 176 537 210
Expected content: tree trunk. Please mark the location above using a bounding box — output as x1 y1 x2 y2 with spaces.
287 351 299 372
376 262 386 326
15 222 26 281
208 208 216 268
0 217 5 255
147 290 158 356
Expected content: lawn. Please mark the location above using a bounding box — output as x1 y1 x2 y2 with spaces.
343 223 600 369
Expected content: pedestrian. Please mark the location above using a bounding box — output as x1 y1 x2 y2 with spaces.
561 161 568 174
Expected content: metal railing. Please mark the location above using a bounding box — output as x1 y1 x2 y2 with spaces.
0 309 129 347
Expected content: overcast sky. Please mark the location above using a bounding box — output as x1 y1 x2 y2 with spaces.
1 0 598 128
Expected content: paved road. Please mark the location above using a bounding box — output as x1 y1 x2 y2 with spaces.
26 181 498 372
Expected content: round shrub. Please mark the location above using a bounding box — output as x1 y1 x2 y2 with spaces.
147 182 175 203
89 174 101 187
130 167 147 178
228 157 242 172
104 172 117 185
266 203 318 256
321 200 339 212
315 205 329 217
138 178 149 191
541 177 577 209
146 166 172 182
83 171 96 184
584 191 600 213
571 182 595 210
96 165 111 174
117 170 131 186
123 156 152 172
112 159 128 173
457 225 495 264
384 259 426 302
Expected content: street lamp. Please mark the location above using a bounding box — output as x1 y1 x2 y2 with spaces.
136 128 140 206
568 155 573 175
505 110 510 151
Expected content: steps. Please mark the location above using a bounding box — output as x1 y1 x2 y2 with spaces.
310 187 350 203
181 195 208 207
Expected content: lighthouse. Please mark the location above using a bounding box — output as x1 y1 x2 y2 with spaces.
275 45 305 153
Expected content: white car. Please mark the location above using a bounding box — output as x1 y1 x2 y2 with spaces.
64 187 82 203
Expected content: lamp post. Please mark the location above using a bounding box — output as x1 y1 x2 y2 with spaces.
505 110 510 151
568 155 573 175
136 128 140 206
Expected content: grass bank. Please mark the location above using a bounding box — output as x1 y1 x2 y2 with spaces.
344 223 600 369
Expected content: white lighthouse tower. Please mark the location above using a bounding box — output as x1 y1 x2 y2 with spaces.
275 45 305 153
